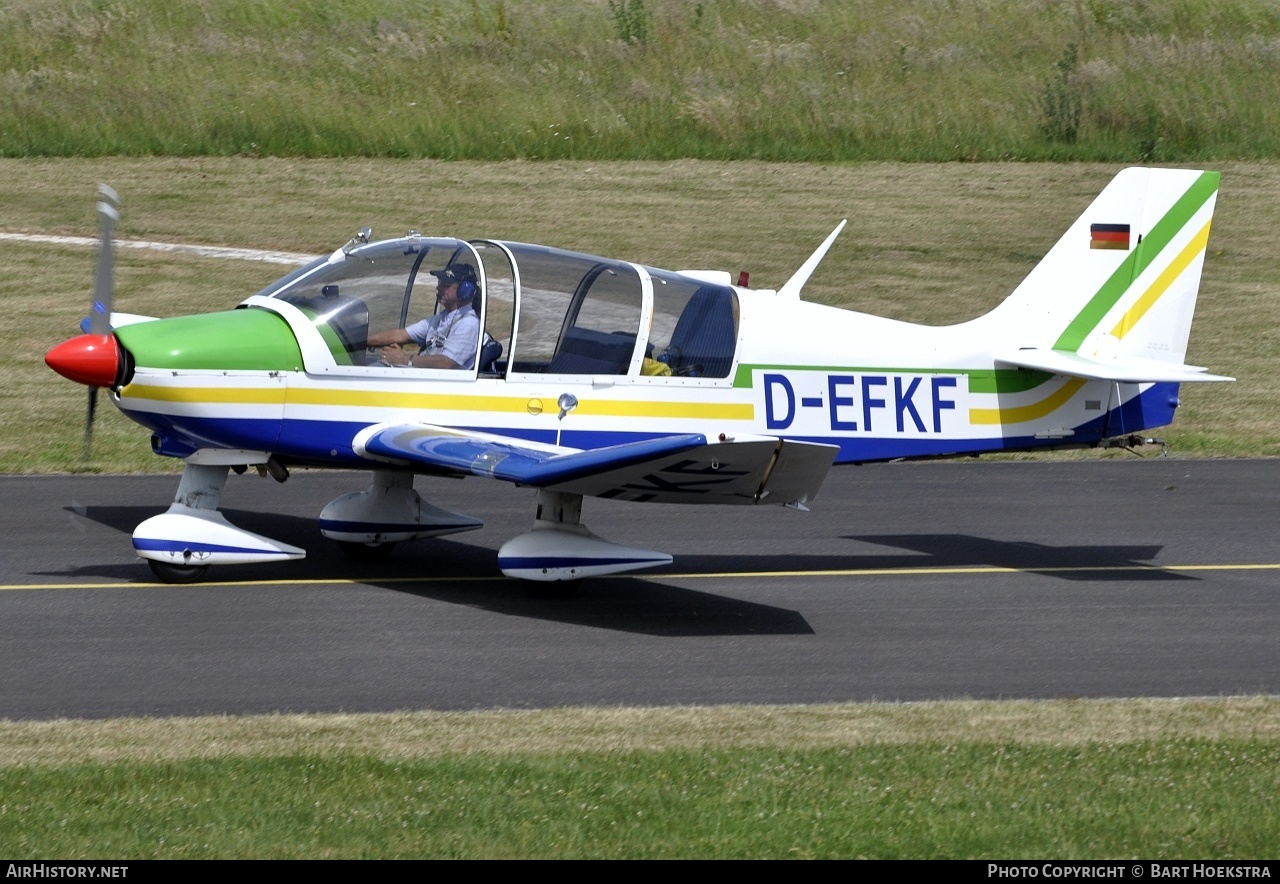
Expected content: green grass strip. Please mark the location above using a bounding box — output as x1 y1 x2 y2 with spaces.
1 699 1277 858
1 741 1275 858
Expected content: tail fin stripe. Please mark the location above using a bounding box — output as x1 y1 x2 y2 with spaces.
1052 171 1219 352
1109 219 1212 341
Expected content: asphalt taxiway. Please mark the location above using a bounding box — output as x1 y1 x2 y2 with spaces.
1 459 1276 719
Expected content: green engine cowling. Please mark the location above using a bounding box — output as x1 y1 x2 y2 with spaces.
114 307 304 373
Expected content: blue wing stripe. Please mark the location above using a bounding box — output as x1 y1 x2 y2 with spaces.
362 429 708 486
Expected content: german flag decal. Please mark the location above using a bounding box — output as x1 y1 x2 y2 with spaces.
1090 222 1131 250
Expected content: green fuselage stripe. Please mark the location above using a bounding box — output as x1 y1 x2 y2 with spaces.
1052 171 1219 352
734 364 1053 394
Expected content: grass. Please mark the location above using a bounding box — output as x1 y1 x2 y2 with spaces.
4 0 1280 161
3 157 1279 473
1 699 1277 858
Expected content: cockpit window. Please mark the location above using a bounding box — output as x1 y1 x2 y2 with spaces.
259 237 483 370
253 235 736 380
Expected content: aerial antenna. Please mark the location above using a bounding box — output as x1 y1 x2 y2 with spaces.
777 220 846 300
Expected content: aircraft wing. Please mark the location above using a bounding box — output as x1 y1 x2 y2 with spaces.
354 423 837 506
997 348 1234 383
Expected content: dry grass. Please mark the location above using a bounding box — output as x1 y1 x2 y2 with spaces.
3 157 1279 472
2 697 1277 768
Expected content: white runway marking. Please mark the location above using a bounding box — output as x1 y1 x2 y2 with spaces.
0 231 319 266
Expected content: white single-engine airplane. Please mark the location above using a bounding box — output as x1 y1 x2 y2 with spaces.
46 168 1231 591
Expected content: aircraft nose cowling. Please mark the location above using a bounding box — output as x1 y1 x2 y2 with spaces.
45 333 122 387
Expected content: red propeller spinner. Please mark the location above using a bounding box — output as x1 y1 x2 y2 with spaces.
45 333 122 388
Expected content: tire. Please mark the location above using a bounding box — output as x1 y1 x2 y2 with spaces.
147 560 210 584
337 540 398 561
524 579 583 599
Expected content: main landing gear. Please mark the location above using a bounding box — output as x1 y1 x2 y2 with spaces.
135 467 674 594
318 470 484 553
497 489 672 592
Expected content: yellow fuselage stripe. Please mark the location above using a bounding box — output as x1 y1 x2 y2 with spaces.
969 377 1086 426
124 384 285 405
123 383 754 421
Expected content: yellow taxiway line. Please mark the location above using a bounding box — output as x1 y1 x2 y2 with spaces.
2 562 1280 592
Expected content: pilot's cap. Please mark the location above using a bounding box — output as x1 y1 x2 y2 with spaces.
430 263 476 285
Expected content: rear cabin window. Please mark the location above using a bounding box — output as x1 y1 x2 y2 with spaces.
506 244 643 376
645 269 739 379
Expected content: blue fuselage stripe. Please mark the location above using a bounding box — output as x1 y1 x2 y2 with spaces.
131 383 1181 467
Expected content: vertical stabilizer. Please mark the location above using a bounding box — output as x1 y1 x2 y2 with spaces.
979 168 1219 367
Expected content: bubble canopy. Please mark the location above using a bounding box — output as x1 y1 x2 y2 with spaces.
253 235 740 380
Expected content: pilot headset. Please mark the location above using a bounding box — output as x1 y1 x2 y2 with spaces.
437 263 477 303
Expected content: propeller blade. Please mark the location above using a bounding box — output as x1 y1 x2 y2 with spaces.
88 184 119 337
84 184 118 460
83 386 98 462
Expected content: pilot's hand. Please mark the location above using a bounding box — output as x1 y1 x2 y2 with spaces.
379 343 410 367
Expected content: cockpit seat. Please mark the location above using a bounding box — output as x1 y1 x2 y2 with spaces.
478 335 503 374
548 327 635 375
662 285 736 378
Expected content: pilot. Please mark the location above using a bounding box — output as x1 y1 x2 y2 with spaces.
368 264 481 369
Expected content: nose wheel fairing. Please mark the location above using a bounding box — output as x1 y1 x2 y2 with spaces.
132 463 305 574
134 505 307 565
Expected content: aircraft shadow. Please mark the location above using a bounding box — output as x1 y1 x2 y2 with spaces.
378 577 815 637
65 507 1189 582
846 534 1190 581
50 505 813 637
651 534 1192 582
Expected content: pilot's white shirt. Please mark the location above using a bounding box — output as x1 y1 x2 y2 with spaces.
404 305 479 369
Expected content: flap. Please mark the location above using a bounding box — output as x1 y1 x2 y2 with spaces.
548 435 837 505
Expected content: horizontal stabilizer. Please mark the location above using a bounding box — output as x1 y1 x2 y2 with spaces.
997 348 1233 383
